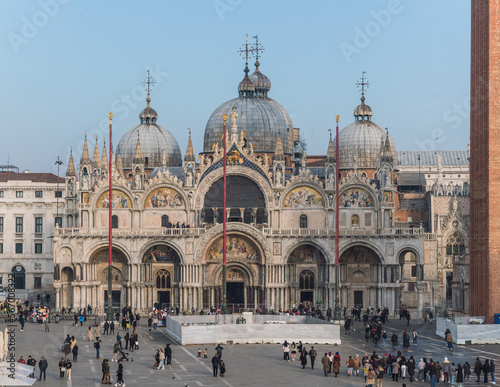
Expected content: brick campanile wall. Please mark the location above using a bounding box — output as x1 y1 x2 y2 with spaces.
470 0 500 323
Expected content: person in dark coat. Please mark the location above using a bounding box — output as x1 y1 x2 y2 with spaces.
219 360 226 377
165 344 172 365
408 355 416 382
463 361 471 381
309 346 317 369
124 332 130 350
483 359 491 384
215 344 224 359
300 348 308 369
402 330 410 351
26 356 36 378
211 354 220 376
474 358 483 383
391 332 399 349
457 363 464 385
72 343 78 362
38 356 47 381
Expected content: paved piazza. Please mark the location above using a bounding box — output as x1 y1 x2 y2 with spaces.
0 316 497 386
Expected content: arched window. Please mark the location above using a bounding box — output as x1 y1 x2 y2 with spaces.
156 270 171 289
12 265 25 290
161 215 169 228
299 270 314 290
111 215 118 229
299 214 308 228
446 232 466 255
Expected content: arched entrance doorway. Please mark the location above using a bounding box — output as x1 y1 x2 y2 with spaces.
340 245 382 310
286 244 327 309
155 269 172 308
89 247 129 312
60 266 74 307
220 267 248 313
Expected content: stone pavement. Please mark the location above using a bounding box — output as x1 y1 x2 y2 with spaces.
1 315 499 386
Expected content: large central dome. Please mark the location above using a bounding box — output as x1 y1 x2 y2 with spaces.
336 95 396 169
203 62 293 154
117 96 182 169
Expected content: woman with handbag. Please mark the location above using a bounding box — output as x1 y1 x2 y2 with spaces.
59 357 66 380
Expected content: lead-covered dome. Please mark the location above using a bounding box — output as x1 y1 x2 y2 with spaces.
204 64 293 154
336 95 396 169
117 96 182 169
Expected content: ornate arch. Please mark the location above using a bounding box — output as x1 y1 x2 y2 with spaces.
91 185 134 209
339 241 384 263
339 185 378 208
211 261 256 287
139 242 183 264
280 179 326 209
194 223 271 265
282 240 331 265
195 168 273 211
139 183 188 210
87 242 131 265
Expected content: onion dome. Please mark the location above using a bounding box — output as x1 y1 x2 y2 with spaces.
117 95 181 169
250 59 271 97
238 65 255 97
336 95 396 169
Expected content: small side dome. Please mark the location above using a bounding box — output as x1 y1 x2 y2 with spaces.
250 60 271 97
238 66 255 97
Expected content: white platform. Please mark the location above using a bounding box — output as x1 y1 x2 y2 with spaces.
166 314 341 346
436 316 500 344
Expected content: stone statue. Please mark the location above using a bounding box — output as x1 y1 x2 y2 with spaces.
300 149 307 167
275 191 281 206
188 191 194 208
230 106 238 129
82 175 89 190
452 196 458 212
186 171 193 186
67 179 73 195
327 171 335 189
134 173 142 189
276 170 283 187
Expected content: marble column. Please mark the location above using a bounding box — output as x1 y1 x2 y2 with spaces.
416 282 424 318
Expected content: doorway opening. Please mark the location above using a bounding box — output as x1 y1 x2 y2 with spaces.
354 290 363 308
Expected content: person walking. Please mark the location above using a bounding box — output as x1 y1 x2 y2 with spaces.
430 360 438 387
443 357 451 383
165 344 172 365
457 363 464 387
219 360 226 377
215 344 224 360
38 356 47 381
300 347 308 369
104 321 110 335
65 358 72 381
464 361 471 382
321 353 330 376
347 355 354 377
484 359 491 384
112 342 120 362
402 330 410 352
95 340 101 360
95 324 101 341
309 346 317 369
353 354 361 376
115 363 125 387
290 342 297 361
87 326 93 342
491 359 496 385
332 353 340 377
44 318 49 332
376 365 384 387
391 332 398 350
156 349 165 369
64 341 71 358
72 342 79 362
117 332 122 350
382 331 388 348
475 357 483 383
110 320 115 334
59 357 66 380
446 332 454 351
124 332 129 350
211 354 220 376
450 362 457 386
282 340 290 361
367 366 376 387
408 356 415 382
412 329 418 345
103 359 111 384
391 358 400 382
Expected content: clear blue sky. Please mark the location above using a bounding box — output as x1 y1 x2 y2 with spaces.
0 0 470 174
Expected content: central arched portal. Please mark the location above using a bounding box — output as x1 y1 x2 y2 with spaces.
219 267 249 313
339 245 383 310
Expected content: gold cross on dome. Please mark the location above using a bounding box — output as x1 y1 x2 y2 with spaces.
356 71 370 95
143 69 156 95
237 34 253 65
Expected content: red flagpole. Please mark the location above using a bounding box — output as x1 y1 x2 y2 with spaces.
222 114 228 314
335 116 340 266
107 112 114 320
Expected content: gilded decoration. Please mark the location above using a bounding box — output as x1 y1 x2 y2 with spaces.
90 248 128 264
287 245 326 264
143 245 180 263
340 188 374 208
340 246 380 264
283 186 324 208
145 187 184 208
96 190 131 209
206 235 260 262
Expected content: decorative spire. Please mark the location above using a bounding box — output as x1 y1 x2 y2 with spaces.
116 148 124 176
91 136 101 169
101 140 108 171
66 148 76 176
250 35 270 97
237 34 255 97
273 128 285 161
80 131 91 164
354 71 373 122
184 128 195 162
380 129 394 164
326 129 335 164
140 70 158 124
133 134 144 164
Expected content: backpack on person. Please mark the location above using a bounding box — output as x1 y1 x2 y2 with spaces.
94 342 98 348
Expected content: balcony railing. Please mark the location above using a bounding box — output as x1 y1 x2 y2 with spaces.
54 227 207 238
263 227 428 237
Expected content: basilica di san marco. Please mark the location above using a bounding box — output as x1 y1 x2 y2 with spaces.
52 50 470 318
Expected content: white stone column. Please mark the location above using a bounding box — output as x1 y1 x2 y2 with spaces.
416 282 424 318
56 288 61 310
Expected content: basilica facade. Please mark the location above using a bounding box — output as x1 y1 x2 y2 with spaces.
52 59 470 317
